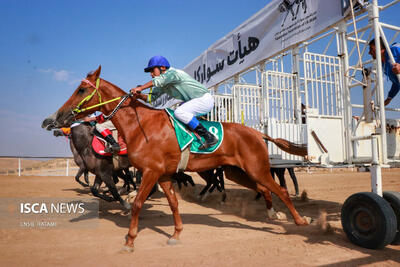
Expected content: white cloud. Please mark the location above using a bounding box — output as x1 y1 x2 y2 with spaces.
38 68 74 83
53 70 70 82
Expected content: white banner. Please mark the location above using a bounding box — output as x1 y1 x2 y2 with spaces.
184 0 345 88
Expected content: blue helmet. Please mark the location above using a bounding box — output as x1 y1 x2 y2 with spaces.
144 55 170 72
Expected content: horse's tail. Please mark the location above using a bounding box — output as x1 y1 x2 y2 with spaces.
262 134 307 157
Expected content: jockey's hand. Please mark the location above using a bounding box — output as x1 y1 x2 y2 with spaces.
130 86 143 95
83 116 96 122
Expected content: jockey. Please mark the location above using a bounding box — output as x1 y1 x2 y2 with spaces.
130 55 218 150
83 113 120 154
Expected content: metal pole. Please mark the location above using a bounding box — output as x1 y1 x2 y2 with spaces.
292 46 302 125
371 135 383 196
18 157 21 177
370 0 388 163
259 63 266 127
233 75 240 124
338 21 353 164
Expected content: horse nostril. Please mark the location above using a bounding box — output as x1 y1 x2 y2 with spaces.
42 118 54 129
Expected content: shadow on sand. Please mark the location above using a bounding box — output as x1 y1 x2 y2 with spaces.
64 181 400 265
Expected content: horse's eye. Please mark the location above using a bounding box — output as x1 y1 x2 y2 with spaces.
77 87 86 94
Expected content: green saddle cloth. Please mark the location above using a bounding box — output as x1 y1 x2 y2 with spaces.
165 108 223 154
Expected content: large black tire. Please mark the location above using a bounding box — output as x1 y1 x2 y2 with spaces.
341 192 397 249
383 191 400 245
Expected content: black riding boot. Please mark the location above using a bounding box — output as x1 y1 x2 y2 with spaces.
104 134 121 154
194 124 218 150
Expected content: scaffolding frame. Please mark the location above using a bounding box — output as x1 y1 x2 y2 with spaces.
208 0 400 196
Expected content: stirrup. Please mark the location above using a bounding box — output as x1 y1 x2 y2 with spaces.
198 139 218 150
105 145 120 154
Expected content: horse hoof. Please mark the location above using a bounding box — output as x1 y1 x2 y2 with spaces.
119 245 134 254
303 216 313 225
127 191 137 204
167 238 181 246
275 212 287 221
266 208 287 221
266 207 276 219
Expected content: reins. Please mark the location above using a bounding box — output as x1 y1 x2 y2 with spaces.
73 77 149 142
73 78 133 121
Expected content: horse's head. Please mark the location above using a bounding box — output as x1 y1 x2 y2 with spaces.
42 66 104 130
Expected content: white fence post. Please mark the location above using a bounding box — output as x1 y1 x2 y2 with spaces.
66 159 69 176
18 157 21 177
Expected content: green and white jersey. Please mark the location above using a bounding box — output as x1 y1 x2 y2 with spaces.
152 68 208 102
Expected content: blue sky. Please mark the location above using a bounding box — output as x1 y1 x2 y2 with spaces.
0 0 399 157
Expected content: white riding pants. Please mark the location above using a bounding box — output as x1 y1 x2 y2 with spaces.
174 93 214 124
95 120 116 132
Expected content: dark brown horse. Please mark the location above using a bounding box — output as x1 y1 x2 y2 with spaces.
53 128 90 187
42 66 309 252
51 122 135 209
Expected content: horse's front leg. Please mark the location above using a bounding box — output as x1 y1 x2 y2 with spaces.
83 170 89 185
124 170 159 251
90 176 113 202
158 176 183 244
75 167 89 187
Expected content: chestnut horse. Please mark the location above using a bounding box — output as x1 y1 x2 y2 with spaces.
42 66 309 251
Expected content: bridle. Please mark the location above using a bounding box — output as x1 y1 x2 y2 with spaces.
72 78 132 121
70 77 148 141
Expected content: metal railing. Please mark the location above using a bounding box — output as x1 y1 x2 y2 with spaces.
0 156 78 177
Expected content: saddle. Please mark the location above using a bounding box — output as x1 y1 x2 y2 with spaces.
165 108 223 154
92 129 127 156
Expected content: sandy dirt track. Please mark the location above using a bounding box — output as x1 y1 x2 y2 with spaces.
0 169 399 267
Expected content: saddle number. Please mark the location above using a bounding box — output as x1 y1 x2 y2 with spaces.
209 126 219 138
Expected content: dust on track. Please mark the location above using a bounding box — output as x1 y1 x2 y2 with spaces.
0 169 399 266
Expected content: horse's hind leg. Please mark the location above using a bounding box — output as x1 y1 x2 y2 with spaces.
223 166 274 217
214 167 226 203
114 170 130 194
198 170 214 201
158 176 183 244
124 168 136 191
244 164 308 226
287 168 299 196
256 183 287 220
274 168 287 189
